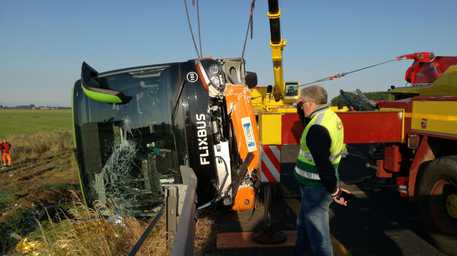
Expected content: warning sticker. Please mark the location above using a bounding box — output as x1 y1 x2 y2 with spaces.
241 117 257 152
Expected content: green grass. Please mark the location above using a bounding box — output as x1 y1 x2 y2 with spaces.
0 109 72 138
0 191 15 211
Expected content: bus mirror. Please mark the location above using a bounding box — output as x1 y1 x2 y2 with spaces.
81 62 131 104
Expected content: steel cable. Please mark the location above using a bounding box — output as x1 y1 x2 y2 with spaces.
196 0 203 57
183 0 201 58
127 204 165 256
299 58 398 88
241 0 256 59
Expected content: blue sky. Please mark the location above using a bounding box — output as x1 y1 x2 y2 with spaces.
1 0 456 106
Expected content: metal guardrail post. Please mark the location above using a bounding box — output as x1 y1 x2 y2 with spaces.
171 166 198 256
128 166 197 256
166 186 178 248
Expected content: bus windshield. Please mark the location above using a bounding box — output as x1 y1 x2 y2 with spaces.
73 63 182 216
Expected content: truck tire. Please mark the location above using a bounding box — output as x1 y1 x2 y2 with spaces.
417 156 457 255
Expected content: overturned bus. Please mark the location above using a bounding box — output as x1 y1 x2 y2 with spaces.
72 58 260 217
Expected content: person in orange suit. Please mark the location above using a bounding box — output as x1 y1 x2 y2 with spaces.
0 139 12 168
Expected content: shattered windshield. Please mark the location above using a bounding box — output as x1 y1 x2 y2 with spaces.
73 64 181 217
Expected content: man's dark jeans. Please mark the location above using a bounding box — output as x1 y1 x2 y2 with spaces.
295 185 333 256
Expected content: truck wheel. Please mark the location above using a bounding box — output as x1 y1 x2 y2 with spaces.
417 156 457 255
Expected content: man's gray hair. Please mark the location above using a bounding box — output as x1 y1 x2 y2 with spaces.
299 85 328 105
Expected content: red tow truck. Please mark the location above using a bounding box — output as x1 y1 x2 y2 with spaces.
332 53 457 255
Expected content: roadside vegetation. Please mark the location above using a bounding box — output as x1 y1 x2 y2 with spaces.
16 199 167 256
8 130 73 163
0 110 170 255
0 129 77 254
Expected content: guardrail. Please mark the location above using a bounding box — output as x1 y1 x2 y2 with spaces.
128 166 198 256
170 166 198 256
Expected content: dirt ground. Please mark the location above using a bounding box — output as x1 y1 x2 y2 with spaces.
0 148 79 253
0 149 78 213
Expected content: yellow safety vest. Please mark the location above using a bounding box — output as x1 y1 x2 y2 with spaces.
295 106 345 186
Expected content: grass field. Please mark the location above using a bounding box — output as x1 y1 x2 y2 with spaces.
0 109 72 137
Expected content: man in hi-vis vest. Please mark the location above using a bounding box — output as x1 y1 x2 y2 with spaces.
294 85 352 256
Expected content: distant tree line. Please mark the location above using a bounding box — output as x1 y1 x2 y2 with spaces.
0 104 70 109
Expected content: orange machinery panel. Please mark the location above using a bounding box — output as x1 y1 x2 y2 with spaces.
224 84 260 172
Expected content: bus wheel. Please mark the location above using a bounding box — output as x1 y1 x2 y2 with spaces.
418 156 457 255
